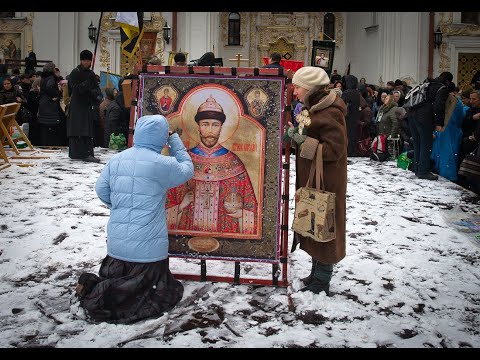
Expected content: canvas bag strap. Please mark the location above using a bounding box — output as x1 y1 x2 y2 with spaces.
316 143 325 190
306 147 318 188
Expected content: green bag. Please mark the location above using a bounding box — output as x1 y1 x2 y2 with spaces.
109 133 127 151
397 151 412 170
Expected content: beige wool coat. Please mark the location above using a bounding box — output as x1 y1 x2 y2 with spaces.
291 87 348 264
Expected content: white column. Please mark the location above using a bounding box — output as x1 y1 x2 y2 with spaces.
185 12 211 61
379 12 427 85
32 12 60 66
58 12 78 77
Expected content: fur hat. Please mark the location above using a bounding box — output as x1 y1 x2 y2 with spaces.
80 50 93 61
43 62 56 73
292 66 330 91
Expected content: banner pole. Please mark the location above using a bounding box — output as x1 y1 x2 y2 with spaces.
92 12 103 72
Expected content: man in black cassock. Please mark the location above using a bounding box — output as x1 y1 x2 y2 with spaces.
67 49 100 162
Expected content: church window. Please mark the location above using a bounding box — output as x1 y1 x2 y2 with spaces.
228 13 241 46
461 12 480 25
323 13 335 41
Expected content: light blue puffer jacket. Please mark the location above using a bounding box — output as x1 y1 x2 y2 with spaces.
95 115 194 263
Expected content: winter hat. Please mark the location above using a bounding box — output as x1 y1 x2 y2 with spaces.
394 79 403 87
292 66 330 91
80 49 93 61
43 62 56 73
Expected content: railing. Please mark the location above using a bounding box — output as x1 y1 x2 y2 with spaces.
4 59 53 73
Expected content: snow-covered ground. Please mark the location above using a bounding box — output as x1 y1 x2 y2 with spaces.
0 147 479 348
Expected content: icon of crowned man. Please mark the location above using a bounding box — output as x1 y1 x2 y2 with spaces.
165 95 258 235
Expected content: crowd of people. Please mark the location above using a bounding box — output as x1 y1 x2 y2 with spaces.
0 50 130 160
287 64 480 194
1 49 478 325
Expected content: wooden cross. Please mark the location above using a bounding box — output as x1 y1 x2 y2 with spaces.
228 53 249 67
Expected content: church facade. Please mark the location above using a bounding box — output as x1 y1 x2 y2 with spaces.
1 12 478 88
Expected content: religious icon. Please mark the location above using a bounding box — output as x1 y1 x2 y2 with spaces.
160 88 172 111
311 40 335 76
155 86 178 115
315 49 329 68
246 88 267 118
166 92 261 237
0 34 21 60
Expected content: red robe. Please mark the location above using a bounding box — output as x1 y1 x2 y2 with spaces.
160 95 172 112
166 143 259 238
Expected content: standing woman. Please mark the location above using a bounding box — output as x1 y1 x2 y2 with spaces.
37 62 67 146
291 66 348 296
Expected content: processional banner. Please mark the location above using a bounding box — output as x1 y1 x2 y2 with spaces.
311 40 336 77
99 71 122 97
137 74 285 262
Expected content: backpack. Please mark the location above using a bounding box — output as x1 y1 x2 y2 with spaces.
403 80 430 109
370 133 389 162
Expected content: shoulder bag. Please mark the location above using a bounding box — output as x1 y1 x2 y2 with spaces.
292 142 336 242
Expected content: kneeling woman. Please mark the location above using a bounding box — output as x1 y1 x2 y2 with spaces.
75 115 194 324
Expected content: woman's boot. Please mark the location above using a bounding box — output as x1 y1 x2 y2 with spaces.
300 260 315 286
300 261 333 295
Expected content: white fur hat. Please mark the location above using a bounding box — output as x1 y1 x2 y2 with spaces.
292 66 330 91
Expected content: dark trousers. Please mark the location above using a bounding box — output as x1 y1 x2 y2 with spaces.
409 111 434 176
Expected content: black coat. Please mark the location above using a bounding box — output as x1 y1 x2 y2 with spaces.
66 64 97 137
398 116 412 144
37 72 65 125
412 77 449 127
341 75 361 156
0 87 23 105
104 92 129 146
26 90 40 120
427 78 450 127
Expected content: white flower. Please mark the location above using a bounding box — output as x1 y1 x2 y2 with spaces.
295 109 311 135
